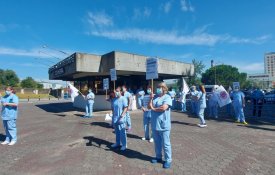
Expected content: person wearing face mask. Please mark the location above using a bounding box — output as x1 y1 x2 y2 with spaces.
148 82 172 169
230 86 247 124
190 86 199 115
195 85 207 128
111 87 128 151
141 86 154 143
136 86 145 109
106 91 116 128
82 89 95 118
1 86 19 146
122 85 133 132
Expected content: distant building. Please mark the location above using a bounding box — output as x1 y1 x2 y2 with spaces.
264 52 275 78
37 81 64 89
247 73 274 89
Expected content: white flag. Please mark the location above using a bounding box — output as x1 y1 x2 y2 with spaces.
68 83 79 102
214 85 232 107
182 78 190 94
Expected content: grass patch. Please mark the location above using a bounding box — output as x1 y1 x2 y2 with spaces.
16 94 54 99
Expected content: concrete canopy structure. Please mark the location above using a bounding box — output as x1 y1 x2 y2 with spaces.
49 51 194 81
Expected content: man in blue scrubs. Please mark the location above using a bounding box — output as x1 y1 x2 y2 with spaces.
111 87 128 151
1 86 19 146
230 86 247 125
190 86 199 114
149 82 172 169
122 85 132 132
83 89 95 118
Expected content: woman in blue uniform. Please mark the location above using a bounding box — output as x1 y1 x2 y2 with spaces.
195 85 207 127
141 86 153 142
83 89 95 118
148 82 172 169
1 86 19 146
111 87 128 151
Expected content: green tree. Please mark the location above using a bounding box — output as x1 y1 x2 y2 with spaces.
37 83 44 89
1 69 20 87
201 65 250 89
186 59 205 86
21 77 38 88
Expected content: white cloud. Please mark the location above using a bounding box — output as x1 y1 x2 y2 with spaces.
227 35 272 44
239 62 264 73
180 0 195 12
163 1 172 13
0 46 71 60
87 12 113 27
133 7 151 19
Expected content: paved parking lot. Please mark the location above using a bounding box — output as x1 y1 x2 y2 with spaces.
0 101 274 175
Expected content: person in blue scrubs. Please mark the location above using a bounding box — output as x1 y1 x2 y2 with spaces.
190 86 199 114
141 86 153 142
195 85 207 127
148 82 173 169
168 88 176 110
208 88 219 119
136 86 145 109
83 89 95 118
111 87 128 151
230 86 247 124
251 88 264 117
106 91 116 128
179 87 187 112
1 86 19 146
122 85 133 132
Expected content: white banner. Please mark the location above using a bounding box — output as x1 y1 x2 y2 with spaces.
110 68 117 81
213 85 232 107
182 78 190 94
68 83 79 102
146 57 159 80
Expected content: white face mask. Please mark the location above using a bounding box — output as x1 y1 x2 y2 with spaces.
115 91 121 97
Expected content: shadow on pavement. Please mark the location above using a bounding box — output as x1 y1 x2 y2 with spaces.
127 133 142 140
171 120 197 127
243 125 275 132
91 122 113 129
83 136 153 162
36 102 80 113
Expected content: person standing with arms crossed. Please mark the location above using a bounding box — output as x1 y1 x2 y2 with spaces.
82 89 95 118
1 86 19 146
149 82 173 169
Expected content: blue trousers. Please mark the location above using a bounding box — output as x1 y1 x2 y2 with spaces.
3 119 17 142
197 107 206 124
181 102 186 112
209 105 218 117
137 97 143 109
85 102 94 117
126 111 131 129
233 104 245 122
191 101 197 114
226 103 232 115
152 129 172 163
114 122 127 147
143 111 152 139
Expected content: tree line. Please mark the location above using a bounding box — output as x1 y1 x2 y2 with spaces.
0 69 43 89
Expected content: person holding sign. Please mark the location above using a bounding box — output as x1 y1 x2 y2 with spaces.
1 86 19 146
141 86 154 143
148 82 173 169
111 87 128 151
82 89 95 118
122 85 133 132
195 85 207 128
230 85 247 125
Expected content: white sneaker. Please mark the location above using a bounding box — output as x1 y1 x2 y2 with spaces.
141 137 146 141
120 146 127 151
199 124 207 128
1 141 10 145
111 143 119 148
8 141 16 146
149 138 154 143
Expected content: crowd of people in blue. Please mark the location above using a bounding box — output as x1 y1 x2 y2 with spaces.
0 83 266 169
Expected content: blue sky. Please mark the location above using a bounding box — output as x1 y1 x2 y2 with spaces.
0 0 275 80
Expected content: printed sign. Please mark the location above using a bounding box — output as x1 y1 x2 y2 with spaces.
146 57 159 80
103 78 109 90
233 82 240 90
214 85 232 107
110 68 117 81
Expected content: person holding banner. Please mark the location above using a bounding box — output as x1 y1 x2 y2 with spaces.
230 86 247 125
141 86 154 143
82 89 95 118
111 87 128 151
122 85 133 132
195 85 207 128
208 88 219 119
149 82 173 169
179 87 187 112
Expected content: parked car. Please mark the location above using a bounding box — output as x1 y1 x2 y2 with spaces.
264 90 275 103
